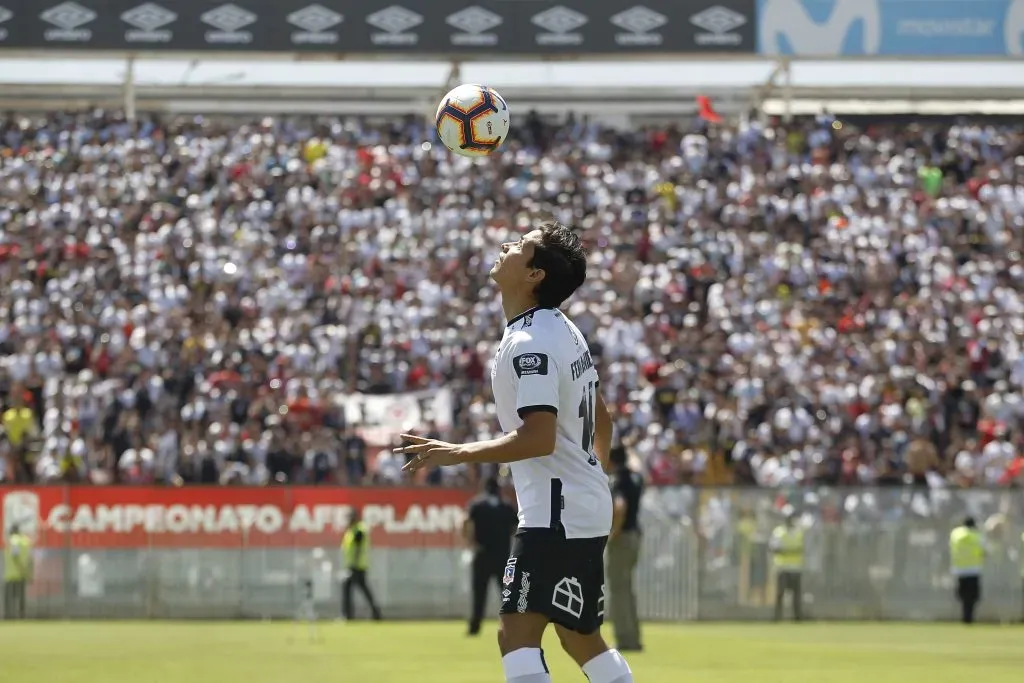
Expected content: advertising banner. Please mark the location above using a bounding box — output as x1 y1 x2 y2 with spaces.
0 1 756 54
0 486 472 549
758 0 1024 57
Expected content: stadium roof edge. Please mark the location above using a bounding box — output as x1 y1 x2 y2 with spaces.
0 57 1022 116
0 58 1022 90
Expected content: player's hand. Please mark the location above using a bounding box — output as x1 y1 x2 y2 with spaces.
396 434 465 472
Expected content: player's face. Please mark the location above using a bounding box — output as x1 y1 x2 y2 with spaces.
491 229 543 289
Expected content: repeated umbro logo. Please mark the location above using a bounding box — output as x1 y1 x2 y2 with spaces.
13 3 755 51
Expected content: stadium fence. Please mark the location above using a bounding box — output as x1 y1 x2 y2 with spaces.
1 485 1022 622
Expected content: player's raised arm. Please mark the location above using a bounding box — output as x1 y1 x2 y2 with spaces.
398 411 556 470
399 329 562 469
456 328 563 464
466 410 557 464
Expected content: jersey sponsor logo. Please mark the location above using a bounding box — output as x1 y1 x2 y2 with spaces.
552 576 584 618
569 351 594 381
503 557 518 586
513 352 548 377
517 571 531 613
502 588 512 601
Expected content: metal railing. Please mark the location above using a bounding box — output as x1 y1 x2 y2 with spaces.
3 486 1022 622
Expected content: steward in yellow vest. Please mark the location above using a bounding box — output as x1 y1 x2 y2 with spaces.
949 516 985 624
770 511 805 622
3 524 34 620
342 521 370 571
340 508 381 621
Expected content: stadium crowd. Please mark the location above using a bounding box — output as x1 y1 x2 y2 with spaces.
0 109 1021 490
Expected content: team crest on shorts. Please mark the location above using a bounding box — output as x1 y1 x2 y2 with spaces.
503 558 518 586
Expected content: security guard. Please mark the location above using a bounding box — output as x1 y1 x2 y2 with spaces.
341 508 382 621
949 516 985 624
463 476 517 636
770 510 804 622
736 508 769 605
3 523 33 620
606 444 644 652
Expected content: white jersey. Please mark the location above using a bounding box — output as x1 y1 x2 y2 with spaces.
491 307 613 539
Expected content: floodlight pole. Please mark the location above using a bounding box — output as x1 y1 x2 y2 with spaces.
124 54 137 123
445 59 463 91
781 57 793 123
754 57 787 125
752 57 794 124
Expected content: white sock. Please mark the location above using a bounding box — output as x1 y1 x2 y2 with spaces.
582 649 634 683
503 647 552 683
502 647 552 683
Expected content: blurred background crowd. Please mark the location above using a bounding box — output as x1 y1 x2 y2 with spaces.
0 109 1022 490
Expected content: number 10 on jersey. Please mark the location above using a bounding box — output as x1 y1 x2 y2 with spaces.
578 381 598 466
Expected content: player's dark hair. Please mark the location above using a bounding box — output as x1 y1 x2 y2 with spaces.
528 221 587 309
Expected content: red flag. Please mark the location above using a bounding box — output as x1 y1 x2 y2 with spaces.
697 95 722 124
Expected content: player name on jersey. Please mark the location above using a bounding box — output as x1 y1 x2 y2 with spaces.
569 350 594 382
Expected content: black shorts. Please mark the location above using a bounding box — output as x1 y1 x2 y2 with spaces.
499 527 607 634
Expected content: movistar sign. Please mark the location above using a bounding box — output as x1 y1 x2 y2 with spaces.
758 0 1024 56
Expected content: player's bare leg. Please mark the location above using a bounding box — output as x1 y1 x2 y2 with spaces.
498 612 552 683
555 625 635 683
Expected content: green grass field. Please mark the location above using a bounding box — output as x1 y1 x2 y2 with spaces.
1 621 1022 683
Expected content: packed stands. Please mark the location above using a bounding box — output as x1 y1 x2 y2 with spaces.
0 110 1021 489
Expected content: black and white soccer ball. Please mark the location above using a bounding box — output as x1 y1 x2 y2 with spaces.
434 84 510 158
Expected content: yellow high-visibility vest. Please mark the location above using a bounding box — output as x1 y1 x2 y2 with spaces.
949 526 984 576
342 522 370 571
3 533 32 582
2 407 34 446
771 525 804 571
737 517 756 551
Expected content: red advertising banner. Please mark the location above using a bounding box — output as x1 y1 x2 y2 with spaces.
0 486 472 550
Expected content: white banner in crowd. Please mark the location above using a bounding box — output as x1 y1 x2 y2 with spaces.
336 388 454 446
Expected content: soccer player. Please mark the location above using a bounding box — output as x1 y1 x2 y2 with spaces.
400 222 635 683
